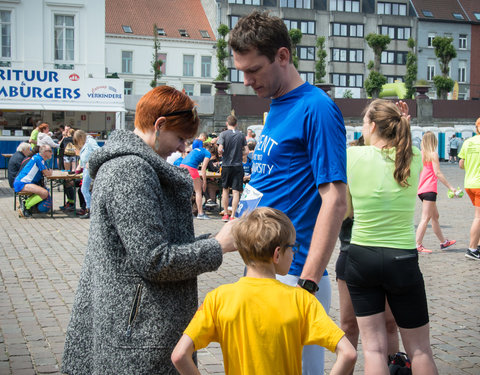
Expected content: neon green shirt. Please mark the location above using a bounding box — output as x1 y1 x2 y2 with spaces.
458 134 480 188
347 146 422 249
29 128 39 149
184 277 344 375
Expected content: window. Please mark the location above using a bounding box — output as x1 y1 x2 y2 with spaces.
475 13 480 21
183 55 194 76
331 73 363 87
331 48 363 62
199 30 210 38
378 2 407 16
179 29 189 37
183 84 194 96
284 19 315 35
452 13 464 20
200 84 212 96
229 15 240 29
228 0 260 4
157 53 166 74
332 22 363 37
55 15 74 62
386 76 403 83
124 81 133 95
201 56 211 78
157 28 166 36
330 0 360 12
122 25 132 33
427 33 436 47
458 61 466 83
381 51 407 65
459 34 467 49
427 60 435 81
0 10 11 60
299 72 314 84
122 51 132 73
229 68 244 83
280 0 311 9
379 26 410 40
298 46 315 60
422 10 433 17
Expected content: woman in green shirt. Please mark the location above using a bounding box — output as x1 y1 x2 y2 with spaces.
345 100 438 374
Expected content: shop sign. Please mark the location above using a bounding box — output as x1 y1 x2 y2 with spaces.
0 68 124 106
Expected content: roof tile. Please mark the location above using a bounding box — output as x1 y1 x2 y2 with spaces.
106 0 216 41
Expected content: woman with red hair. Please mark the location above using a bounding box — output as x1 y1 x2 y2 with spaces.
62 86 236 374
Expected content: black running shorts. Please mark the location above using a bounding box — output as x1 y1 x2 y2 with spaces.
221 165 244 191
418 192 437 202
345 243 429 329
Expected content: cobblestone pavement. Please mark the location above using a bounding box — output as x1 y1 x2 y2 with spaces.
0 163 478 374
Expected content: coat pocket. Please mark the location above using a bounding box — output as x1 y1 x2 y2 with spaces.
125 283 143 338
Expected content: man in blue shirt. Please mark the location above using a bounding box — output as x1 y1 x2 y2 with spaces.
14 145 53 217
230 11 347 373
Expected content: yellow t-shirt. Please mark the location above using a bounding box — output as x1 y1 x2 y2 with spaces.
458 135 480 188
184 277 344 375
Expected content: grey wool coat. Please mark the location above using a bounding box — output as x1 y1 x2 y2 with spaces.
62 130 223 374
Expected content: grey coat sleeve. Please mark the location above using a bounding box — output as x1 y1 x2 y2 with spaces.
105 159 223 282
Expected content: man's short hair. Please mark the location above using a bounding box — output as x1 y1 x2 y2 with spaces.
233 207 296 266
227 114 237 126
39 145 52 154
229 11 292 63
476 117 480 133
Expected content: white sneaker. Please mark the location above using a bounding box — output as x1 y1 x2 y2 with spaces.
196 213 211 220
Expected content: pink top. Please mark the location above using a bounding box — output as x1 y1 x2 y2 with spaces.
418 160 437 194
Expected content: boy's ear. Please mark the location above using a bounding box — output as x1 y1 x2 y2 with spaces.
272 247 281 265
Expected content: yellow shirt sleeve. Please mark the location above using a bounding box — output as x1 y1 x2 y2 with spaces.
301 291 345 352
184 291 218 351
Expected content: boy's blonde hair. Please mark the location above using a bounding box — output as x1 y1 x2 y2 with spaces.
232 207 296 266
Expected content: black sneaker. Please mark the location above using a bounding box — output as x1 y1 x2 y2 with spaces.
79 209 90 219
465 249 480 260
19 200 32 218
60 202 74 211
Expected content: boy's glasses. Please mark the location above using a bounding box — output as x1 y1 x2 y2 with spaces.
288 242 300 254
153 107 198 126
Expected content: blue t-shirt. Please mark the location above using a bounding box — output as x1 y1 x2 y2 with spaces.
243 153 253 175
182 147 211 168
247 82 346 276
15 153 46 187
173 157 183 167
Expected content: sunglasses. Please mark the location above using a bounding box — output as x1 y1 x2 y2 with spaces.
153 107 198 126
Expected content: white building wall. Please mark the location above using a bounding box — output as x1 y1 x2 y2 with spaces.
5 0 105 77
106 35 218 97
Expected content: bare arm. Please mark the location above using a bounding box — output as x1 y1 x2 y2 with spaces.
459 159 465 169
329 336 357 375
201 158 210 191
171 334 201 375
432 155 455 191
217 144 224 156
42 169 52 177
300 181 347 283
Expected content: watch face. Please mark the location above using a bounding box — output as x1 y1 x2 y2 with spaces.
299 279 319 293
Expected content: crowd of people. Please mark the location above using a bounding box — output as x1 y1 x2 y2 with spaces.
3 10 475 375
8 121 99 218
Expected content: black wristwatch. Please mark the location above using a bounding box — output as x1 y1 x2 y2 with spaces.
297 278 319 294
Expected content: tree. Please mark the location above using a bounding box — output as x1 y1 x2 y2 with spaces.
150 24 163 88
404 38 417 99
364 33 390 98
315 36 327 84
215 24 229 81
288 28 302 69
432 36 456 99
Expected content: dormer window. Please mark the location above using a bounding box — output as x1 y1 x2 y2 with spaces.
452 13 464 20
157 28 166 36
199 30 210 38
422 10 433 17
122 25 133 33
179 29 189 37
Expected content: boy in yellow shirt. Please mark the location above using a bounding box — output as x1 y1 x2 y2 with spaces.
172 207 356 375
